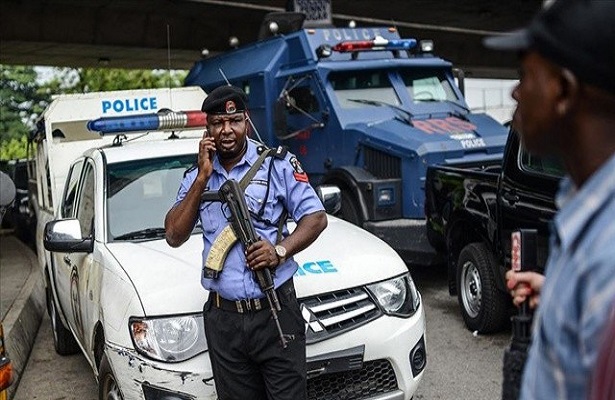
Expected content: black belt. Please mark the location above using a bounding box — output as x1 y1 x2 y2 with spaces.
209 279 292 313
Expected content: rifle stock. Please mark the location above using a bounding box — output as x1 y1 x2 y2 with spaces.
218 179 288 348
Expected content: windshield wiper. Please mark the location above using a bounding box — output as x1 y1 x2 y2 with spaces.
114 227 166 241
415 98 471 121
348 98 414 126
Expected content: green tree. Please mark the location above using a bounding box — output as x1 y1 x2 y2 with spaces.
0 65 50 160
53 67 187 93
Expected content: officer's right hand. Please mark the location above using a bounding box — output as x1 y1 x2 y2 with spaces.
198 130 216 181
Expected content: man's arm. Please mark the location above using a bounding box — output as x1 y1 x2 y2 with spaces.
246 210 327 271
164 175 206 247
165 133 215 247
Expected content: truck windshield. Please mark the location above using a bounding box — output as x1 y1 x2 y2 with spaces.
330 70 400 109
399 68 459 103
106 154 196 241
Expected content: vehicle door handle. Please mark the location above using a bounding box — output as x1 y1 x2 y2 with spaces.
502 190 519 204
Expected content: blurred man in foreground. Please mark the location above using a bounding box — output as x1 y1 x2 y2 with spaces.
484 0 615 398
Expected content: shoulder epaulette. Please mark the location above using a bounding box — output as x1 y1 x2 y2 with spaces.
272 145 288 159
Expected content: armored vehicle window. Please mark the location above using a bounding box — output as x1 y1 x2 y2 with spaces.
330 70 399 109
399 69 458 103
287 86 319 114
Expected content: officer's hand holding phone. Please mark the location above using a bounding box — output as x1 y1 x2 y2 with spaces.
198 129 216 182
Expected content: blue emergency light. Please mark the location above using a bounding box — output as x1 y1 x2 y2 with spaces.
87 110 207 135
332 36 417 53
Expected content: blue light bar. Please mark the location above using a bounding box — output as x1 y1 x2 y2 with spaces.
87 110 206 135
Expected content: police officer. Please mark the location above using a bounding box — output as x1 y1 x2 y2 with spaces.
165 85 327 400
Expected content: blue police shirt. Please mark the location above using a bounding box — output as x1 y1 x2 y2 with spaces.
520 153 615 399
175 139 324 301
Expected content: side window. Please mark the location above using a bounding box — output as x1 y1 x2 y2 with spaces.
75 162 95 238
287 86 319 115
520 149 565 178
61 160 85 218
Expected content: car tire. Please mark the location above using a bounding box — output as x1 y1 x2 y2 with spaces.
47 275 80 355
456 242 509 333
99 353 123 400
339 189 363 226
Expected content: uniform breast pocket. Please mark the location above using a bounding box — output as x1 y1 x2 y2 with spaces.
245 180 274 228
199 201 221 233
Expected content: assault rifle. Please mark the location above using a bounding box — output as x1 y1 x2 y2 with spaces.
217 179 288 348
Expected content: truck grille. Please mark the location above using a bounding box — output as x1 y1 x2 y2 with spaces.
300 287 381 344
363 146 401 179
307 359 398 400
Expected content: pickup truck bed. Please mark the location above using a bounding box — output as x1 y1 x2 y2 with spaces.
425 129 563 333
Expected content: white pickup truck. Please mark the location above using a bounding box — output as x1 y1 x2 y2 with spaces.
32 87 427 400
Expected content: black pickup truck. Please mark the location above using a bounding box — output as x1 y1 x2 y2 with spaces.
425 128 564 333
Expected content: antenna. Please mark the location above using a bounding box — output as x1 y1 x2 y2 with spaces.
167 24 172 89
217 68 265 144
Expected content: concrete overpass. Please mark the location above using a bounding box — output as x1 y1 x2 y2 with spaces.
0 0 541 78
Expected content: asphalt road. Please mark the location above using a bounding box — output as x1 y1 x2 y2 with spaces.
14 265 511 400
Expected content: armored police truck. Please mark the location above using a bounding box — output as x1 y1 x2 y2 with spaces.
185 16 509 265
32 87 426 399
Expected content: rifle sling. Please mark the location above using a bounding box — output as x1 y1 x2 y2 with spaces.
201 146 287 243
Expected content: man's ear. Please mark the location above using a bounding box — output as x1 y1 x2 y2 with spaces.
244 111 251 136
556 68 579 115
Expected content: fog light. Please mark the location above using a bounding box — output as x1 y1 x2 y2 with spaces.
409 335 426 377
377 187 395 206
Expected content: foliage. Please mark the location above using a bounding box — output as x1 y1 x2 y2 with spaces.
53 67 187 93
0 65 50 144
0 64 188 161
0 135 30 160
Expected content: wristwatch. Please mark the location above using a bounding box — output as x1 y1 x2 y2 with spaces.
275 245 287 265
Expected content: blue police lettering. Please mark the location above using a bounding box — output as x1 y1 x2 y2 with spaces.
101 97 158 114
295 260 337 276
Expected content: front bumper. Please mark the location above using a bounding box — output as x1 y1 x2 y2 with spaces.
106 344 216 400
305 298 426 400
106 300 426 400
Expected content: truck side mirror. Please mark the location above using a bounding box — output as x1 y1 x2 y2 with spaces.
44 218 93 253
453 68 465 96
316 185 341 215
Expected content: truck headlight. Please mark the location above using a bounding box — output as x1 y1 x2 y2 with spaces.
129 314 207 362
366 273 420 317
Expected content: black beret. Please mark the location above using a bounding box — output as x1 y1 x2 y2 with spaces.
201 85 248 115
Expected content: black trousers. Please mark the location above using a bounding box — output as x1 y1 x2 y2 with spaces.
203 279 307 400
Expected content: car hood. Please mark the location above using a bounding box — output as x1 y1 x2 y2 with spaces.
106 215 408 316
349 113 508 159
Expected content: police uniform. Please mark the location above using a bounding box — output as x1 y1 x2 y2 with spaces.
174 85 324 400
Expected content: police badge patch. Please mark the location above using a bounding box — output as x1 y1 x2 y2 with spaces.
290 156 308 182
225 100 236 114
